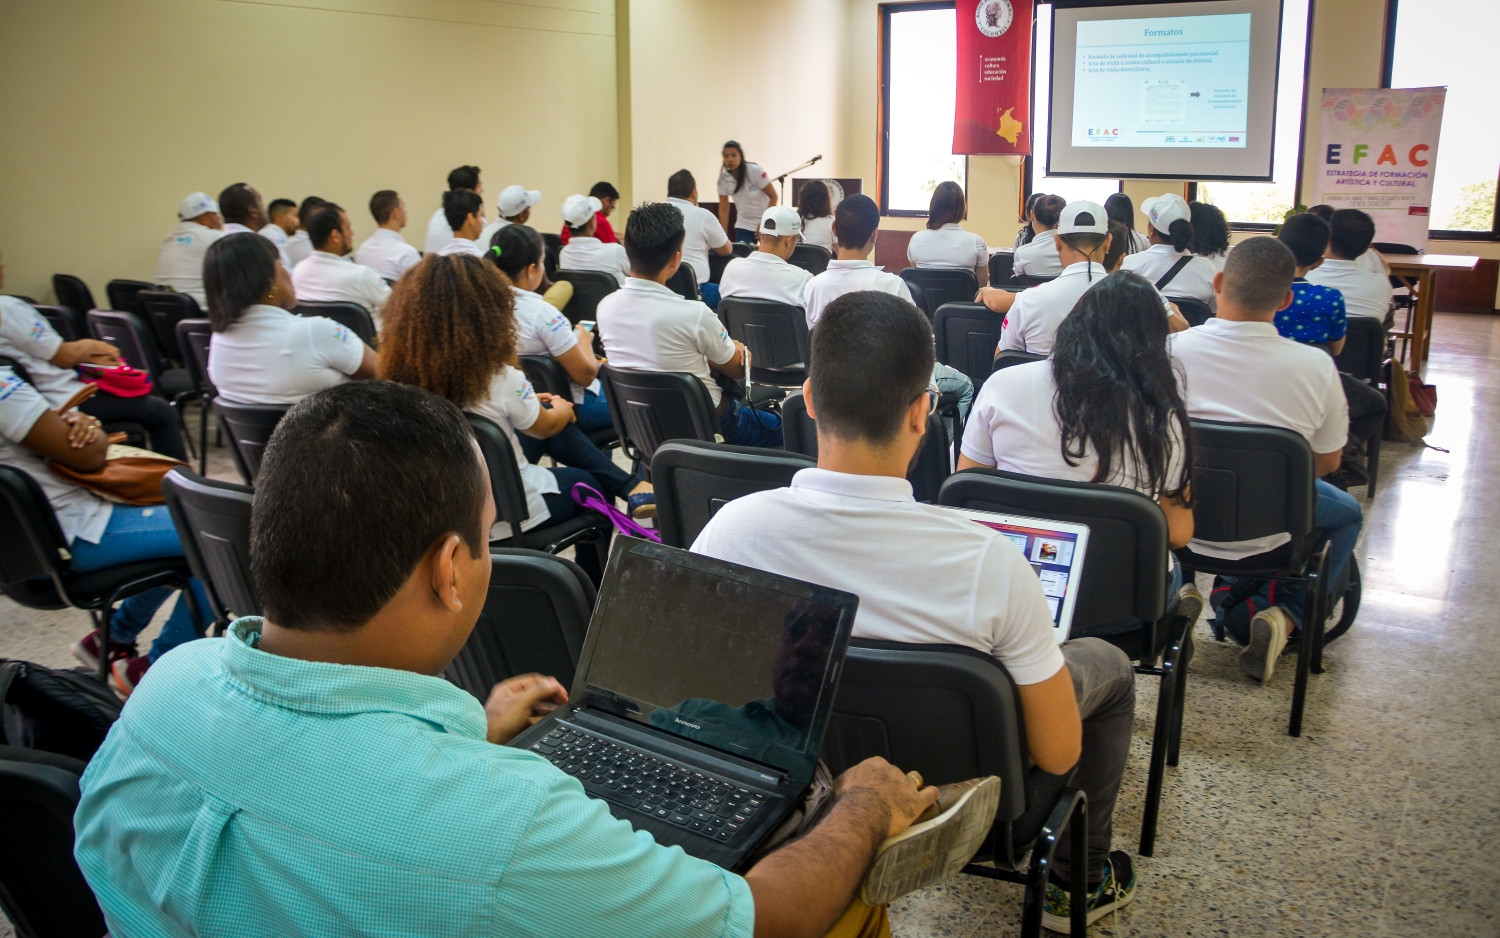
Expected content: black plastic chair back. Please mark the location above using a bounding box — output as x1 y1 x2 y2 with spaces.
708 250 733 285
31 305 84 343
106 279 154 317
989 252 1015 285
780 391 818 458
542 233 563 280
553 270 619 326
213 399 289 484
0 466 70 587
466 413 540 538
293 301 377 348
731 242 755 260
86 310 163 379
788 243 832 276
51 275 95 319
718 297 810 385
781 392 949 502
933 302 1003 390
900 268 978 322
0 755 107 938
1335 315 1385 384
1170 296 1213 328
650 440 815 548
992 349 1047 373
519 354 572 398
1008 274 1056 288
664 263 699 301
1371 242 1418 255
1186 419 1315 558
161 468 259 627
176 319 216 396
139 291 202 363
904 281 926 314
598 365 719 471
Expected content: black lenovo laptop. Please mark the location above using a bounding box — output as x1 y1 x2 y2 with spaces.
508 538 859 870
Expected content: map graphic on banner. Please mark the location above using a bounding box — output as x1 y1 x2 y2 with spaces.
1312 86 1447 250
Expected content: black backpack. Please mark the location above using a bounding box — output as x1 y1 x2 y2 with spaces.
0 659 122 762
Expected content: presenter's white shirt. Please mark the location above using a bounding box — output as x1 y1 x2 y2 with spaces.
512 286 600 404
801 215 835 249
1012 229 1062 277
559 237 630 286
1305 258 1392 320
436 237 486 258
597 279 736 406
0 369 112 545
1120 244 1217 304
666 197 730 286
907 224 988 271
154 221 222 305
999 262 1118 355
690 468 1065 684
801 260 913 329
470 364 558 540
424 208 453 255
0 296 88 404
354 228 421 282
1169 318 1349 559
284 230 314 270
718 162 773 233
292 251 392 324
719 251 814 309
222 223 293 272
207 305 365 405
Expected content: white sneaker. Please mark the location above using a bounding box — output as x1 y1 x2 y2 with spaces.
1240 606 1292 683
860 776 1000 906
1175 583 1205 626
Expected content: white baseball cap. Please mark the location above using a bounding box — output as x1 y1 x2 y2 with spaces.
179 192 219 220
561 194 602 228
758 205 803 237
1058 200 1108 236
1142 193 1191 234
497 185 542 219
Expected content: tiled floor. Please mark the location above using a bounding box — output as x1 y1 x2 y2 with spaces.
2 314 1496 936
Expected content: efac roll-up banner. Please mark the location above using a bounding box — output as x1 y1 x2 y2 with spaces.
954 0 1034 155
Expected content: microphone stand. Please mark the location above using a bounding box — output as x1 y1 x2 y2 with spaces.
772 155 823 204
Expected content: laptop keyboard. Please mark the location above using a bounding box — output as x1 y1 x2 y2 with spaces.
528 723 768 842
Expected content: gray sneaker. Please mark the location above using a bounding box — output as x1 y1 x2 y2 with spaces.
859 776 1001 906
1240 606 1292 682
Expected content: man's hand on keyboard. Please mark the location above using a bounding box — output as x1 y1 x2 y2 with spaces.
485 673 569 744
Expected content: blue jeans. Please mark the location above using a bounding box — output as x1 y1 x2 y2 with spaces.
574 389 613 435
1314 478 1363 593
69 506 211 662
733 228 758 244
520 424 641 501
700 282 721 309
720 398 783 448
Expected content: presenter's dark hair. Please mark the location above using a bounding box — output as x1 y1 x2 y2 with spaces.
1104 193 1137 233
1189 202 1231 258
723 140 749 192
798 180 832 222
1033 194 1067 228
809 291 934 444
203 232 279 333
489 223 544 280
589 181 620 202
1278 213 1331 267
370 190 401 225
443 189 483 231
667 170 696 200
1328 209 1377 259
927 181 966 229
834 194 881 251
624 202 687 277
447 165 481 191
1221 236 1295 312
1052 271 1192 501
306 203 345 250
249 381 487 632
217 183 259 225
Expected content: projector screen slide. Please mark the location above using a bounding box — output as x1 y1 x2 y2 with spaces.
1049 0 1284 180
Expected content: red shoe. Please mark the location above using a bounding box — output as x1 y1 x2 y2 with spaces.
70 631 138 670
110 657 151 697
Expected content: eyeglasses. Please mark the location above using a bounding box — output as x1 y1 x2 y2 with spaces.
915 383 940 415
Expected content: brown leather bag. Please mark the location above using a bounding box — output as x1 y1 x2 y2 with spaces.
44 385 186 505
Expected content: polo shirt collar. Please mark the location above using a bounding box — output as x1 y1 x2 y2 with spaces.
938 223 962 231
666 197 696 209
789 467 914 503
242 303 293 321
747 251 789 267
622 277 679 298
1145 243 1180 256
1059 261 1106 278
1319 258 1358 271
827 259 877 270
312 250 348 263
1200 317 1281 338
223 617 487 739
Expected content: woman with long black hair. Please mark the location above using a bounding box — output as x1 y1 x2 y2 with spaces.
716 140 779 243
1104 192 1150 253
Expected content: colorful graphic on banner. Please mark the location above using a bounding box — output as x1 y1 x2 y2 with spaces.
1312 86 1446 250
954 0 1033 155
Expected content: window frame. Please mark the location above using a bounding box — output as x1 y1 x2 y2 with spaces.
878 1 969 218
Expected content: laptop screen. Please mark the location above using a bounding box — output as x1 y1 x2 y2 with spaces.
939 508 1092 642
572 540 858 782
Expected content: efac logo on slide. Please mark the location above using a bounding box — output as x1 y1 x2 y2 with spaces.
1089 128 1120 138
975 0 1014 37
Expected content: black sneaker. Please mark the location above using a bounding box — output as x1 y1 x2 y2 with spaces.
1042 850 1138 932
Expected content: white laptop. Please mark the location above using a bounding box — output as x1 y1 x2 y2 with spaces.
940 507 1091 643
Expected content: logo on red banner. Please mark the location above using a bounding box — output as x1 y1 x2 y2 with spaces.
975 0 1014 37
954 0 1033 155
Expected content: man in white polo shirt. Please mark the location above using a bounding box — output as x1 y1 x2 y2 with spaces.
558 194 630 286
1012 194 1066 278
597 202 782 448
1305 208 1393 322
425 165 482 255
664 169 733 307
285 196 326 270
479 185 542 249
291 204 392 325
691 290 1138 931
259 199 298 261
434 190 488 258
1169 237 1362 684
155 192 223 305
719 205 811 308
218 183 293 271
353 190 420 283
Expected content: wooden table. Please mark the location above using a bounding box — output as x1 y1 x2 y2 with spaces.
1382 253 1481 377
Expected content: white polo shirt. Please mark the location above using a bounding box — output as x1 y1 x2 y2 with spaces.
424 207 453 255
284 230 314 270
718 163 773 233
719 251 814 309
802 215 835 249
1012 229 1062 277
469 364 558 540
1305 257 1393 321
0 296 88 405
690 468 1064 684
354 229 421 283
1355 248 1385 277
1169 318 1349 559
435 237 486 258
999 262 1116 355
559 237 630 287
0 368 113 545
513 286 600 404
801 260 913 329
597 278 736 406
666 197 730 286
1121 243 1217 304
222 223 292 272
154 221 222 305
907 223 988 271
477 218 512 252
291 251 392 324
207 305 365 405
258 224 289 253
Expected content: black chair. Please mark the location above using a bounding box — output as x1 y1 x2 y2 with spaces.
552 270 619 326
105 279 154 317
788 242 832 275
293 301 377 348
900 268 979 322
444 549 597 699
32 305 84 343
1170 296 1214 328
0 753 108 938
822 640 1088 938
730 242 755 260
213 399 289 485
464 413 613 583
664 263 699 301
542 233 563 281
992 349 1047 373
718 297 810 389
1334 316 1387 497
160 468 258 636
1371 241 1418 255
939 469 1191 856
708 250 733 285
598 364 720 481
988 251 1015 285
84 310 197 458
0 466 200 682
934 302 1004 391
1008 274 1056 288
781 391 951 503
518 354 619 451
138 291 202 364
51 275 96 320
904 280 926 315
650 440 814 548
175 319 217 475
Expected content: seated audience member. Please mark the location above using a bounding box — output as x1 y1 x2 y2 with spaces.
0 367 209 694
354 189 421 282
381 254 653 524
435 189 488 258
425 164 482 254
558 194 631 286
1308 204 1334 222
665 169 733 307
1121 194 1217 307
560 181 621 245
1013 192 1047 249
692 291 1139 930
74 379 953 938
719 205 813 308
1102 221 1132 273
218 182 293 271
480 184 543 248
906 181 990 287
205 233 376 404
797 179 837 250
285 196 326 269
598 202 782 448
1189 201 1231 272
1012 194 1066 277
1305 208 1393 322
1103 193 1149 254
155 191 223 305
259 198 298 258
1168 237 1362 682
291 203 392 323
718 141 778 243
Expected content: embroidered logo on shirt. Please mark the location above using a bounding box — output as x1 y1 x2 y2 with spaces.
28 318 48 342
332 325 351 344
546 314 568 333
517 380 536 402
0 373 23 401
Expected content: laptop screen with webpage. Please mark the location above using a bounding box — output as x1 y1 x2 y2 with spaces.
940 508 1091 642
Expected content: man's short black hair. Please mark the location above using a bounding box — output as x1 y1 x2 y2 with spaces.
623 202 686 277
1308 203 1335 221
306 203 346 250
447 165 481 191
589 181 620 201
667 170 696 200
298 196 327 222
218 183 257 225
267 199 296 220
370 190 401 225
1328 208 1376 260
250 382 487 632
444 189 483 231
1221 236 1296 313
1279 213 1331 267
809 291 934 444
834 194 880 250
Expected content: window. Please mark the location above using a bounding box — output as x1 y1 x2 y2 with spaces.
881 3 967 215
1387 0 1500 238
1029 3 1119 205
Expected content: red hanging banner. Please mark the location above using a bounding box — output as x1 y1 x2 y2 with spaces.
953 0 1034 155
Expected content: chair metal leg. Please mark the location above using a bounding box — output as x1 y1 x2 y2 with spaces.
198 397 210 476
1168 630 1191 766
92 608 110 683
1140 616 1184 857
1288 544 1331 737
1020 788 1088 938
1365 429 1380 498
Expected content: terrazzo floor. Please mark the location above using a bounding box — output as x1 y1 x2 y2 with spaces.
2 313 1496 937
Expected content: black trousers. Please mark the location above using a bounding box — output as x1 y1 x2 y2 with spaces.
80 391 187 461
1341 372 1387 447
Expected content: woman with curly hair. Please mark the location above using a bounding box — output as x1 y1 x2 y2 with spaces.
378 254 653 539
1188 200 1232 271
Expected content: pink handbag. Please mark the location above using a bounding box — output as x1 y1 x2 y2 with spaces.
76 363 153 398
569 483 661 542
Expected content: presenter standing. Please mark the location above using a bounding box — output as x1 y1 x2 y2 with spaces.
717 141 778 243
